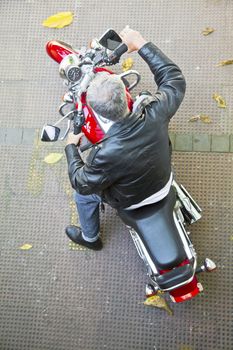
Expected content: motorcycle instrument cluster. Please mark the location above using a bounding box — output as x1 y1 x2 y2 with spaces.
59 54 82 83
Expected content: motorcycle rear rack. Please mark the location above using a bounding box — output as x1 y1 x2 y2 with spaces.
173 180 202 224
128 226 197 292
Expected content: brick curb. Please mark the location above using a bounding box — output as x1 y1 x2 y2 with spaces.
0 128 233 153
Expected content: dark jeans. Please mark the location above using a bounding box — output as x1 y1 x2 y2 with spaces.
74 192 101 242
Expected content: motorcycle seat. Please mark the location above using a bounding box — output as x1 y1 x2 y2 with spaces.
118 186 187 270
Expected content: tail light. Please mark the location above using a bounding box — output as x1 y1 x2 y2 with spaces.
170 276 203 303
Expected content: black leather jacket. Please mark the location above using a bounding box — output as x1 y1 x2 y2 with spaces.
65 42 186 209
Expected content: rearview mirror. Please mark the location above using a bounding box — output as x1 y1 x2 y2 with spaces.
41 124 60 142
99 29 122 51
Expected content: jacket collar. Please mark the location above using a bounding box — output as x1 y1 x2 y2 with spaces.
94 95 156 145
105 111 138 137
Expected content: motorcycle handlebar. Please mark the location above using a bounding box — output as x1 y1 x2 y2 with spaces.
108 43 128 63
114 43 128 57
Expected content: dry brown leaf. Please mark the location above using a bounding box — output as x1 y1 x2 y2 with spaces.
202 27 215 36
212 93 226 108
144 295 173 315
122 57 134 72
200 115 212 123
42 12 74 29
216 59 233 67
44 153 63 164
20 244 33 250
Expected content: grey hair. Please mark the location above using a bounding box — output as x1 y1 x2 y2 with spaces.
86 72 129 122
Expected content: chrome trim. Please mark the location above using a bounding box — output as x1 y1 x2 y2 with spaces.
173 212 193 260
173 180 202 223
180 184 202 213
54 110 75 126
119 70 141 91
60 119 71 140
159 257 197 292
58 102 69 117
160 274 195 292
129 228 158 275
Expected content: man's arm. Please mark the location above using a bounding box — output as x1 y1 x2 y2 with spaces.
120 27 186 119
65 137 111 195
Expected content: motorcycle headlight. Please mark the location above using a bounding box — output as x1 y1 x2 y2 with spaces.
59 54 82 83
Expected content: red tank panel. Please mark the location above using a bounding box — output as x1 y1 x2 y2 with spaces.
46 42 134 143
46 40 77 63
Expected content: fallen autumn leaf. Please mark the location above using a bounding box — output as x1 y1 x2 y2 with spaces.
200 115 212 123
42 12 74 29
189 114 212 124
216 59 233 67
144 294 173 315
20 244 33 250
122 57 134 72
189 115 200 122
44 153 63 164
212 93 226 108
202 27 215 36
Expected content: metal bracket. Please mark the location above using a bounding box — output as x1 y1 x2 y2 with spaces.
119 70 141 91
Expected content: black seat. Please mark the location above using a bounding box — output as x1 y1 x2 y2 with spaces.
118 186 187 270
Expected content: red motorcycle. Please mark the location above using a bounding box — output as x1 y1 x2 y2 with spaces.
41 29 216 303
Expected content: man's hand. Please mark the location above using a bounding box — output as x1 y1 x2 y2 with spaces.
66 132 84 146
120 26 147 53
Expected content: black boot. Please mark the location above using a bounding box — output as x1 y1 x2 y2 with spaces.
65 225 103 251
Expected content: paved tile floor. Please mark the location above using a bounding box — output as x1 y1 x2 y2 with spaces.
0 1 233 350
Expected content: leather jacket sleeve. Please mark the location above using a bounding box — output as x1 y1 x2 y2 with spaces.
65 143 111 195
138 42 186 119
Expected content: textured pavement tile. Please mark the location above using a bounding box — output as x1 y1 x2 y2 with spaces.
230 135 233 153
175 133 193 151
5 128 23 145
193 134 211 152
211 135 230 153
0 128 6 144
22 128 36 145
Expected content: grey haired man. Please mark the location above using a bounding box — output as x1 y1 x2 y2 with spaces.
65 27 186 250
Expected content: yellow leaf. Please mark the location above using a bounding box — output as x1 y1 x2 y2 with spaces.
189 114 212 124
44 153 63 164
201 27 215 36
212 93 226 108
144 295 173 315
20 244 33 250
189 115 200 122
216 59 233 67
42 12 74 29
122 58 134 72
200 114 212 123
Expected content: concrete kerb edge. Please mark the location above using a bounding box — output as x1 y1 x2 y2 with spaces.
0 128 233 153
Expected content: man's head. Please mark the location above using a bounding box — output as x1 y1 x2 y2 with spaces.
86 72 129 122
